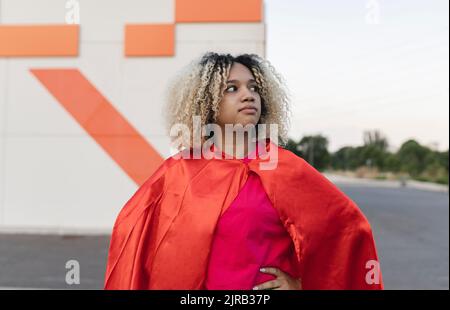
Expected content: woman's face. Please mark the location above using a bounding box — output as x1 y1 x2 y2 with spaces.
216 62 262 129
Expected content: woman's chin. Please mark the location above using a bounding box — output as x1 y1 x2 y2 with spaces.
235 122 258 128
236 118 260 128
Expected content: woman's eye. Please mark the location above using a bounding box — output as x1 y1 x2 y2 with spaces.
225 85 258 93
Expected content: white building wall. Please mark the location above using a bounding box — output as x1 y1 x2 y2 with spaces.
0 0 265 234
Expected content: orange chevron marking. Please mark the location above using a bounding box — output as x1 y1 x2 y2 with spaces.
30 68 164 186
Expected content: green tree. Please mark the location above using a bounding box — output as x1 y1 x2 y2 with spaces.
331 146 355 170
397 140 430 176
383 152 401 172
361 130 390 170
363 130 389 152
297 135 330 171
284 138 302 158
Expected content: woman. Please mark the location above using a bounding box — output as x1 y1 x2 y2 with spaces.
104 52 383 290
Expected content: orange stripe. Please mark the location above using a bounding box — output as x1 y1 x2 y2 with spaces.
175 0 262 23
125 24 174 57
30 69 164 186
0 25 79 57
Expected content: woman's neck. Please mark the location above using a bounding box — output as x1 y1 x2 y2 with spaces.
214 128 257 159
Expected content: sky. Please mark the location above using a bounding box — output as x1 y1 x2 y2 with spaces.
265 0 449 152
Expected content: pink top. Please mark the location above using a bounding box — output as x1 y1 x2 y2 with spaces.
204 154 300 290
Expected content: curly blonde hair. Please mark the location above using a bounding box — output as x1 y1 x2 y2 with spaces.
163 52 291 151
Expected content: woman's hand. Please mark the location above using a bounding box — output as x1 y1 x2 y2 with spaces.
253 267 302 290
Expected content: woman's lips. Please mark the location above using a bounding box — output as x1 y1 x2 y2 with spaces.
239 107 257 114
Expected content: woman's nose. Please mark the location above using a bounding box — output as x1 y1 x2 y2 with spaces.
241 88 255 102
243 95 255 102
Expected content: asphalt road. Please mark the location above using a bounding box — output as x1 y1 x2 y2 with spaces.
0 184 448 290
343 184 449 290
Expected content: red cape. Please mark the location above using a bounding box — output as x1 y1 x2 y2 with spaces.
104 141 383 289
